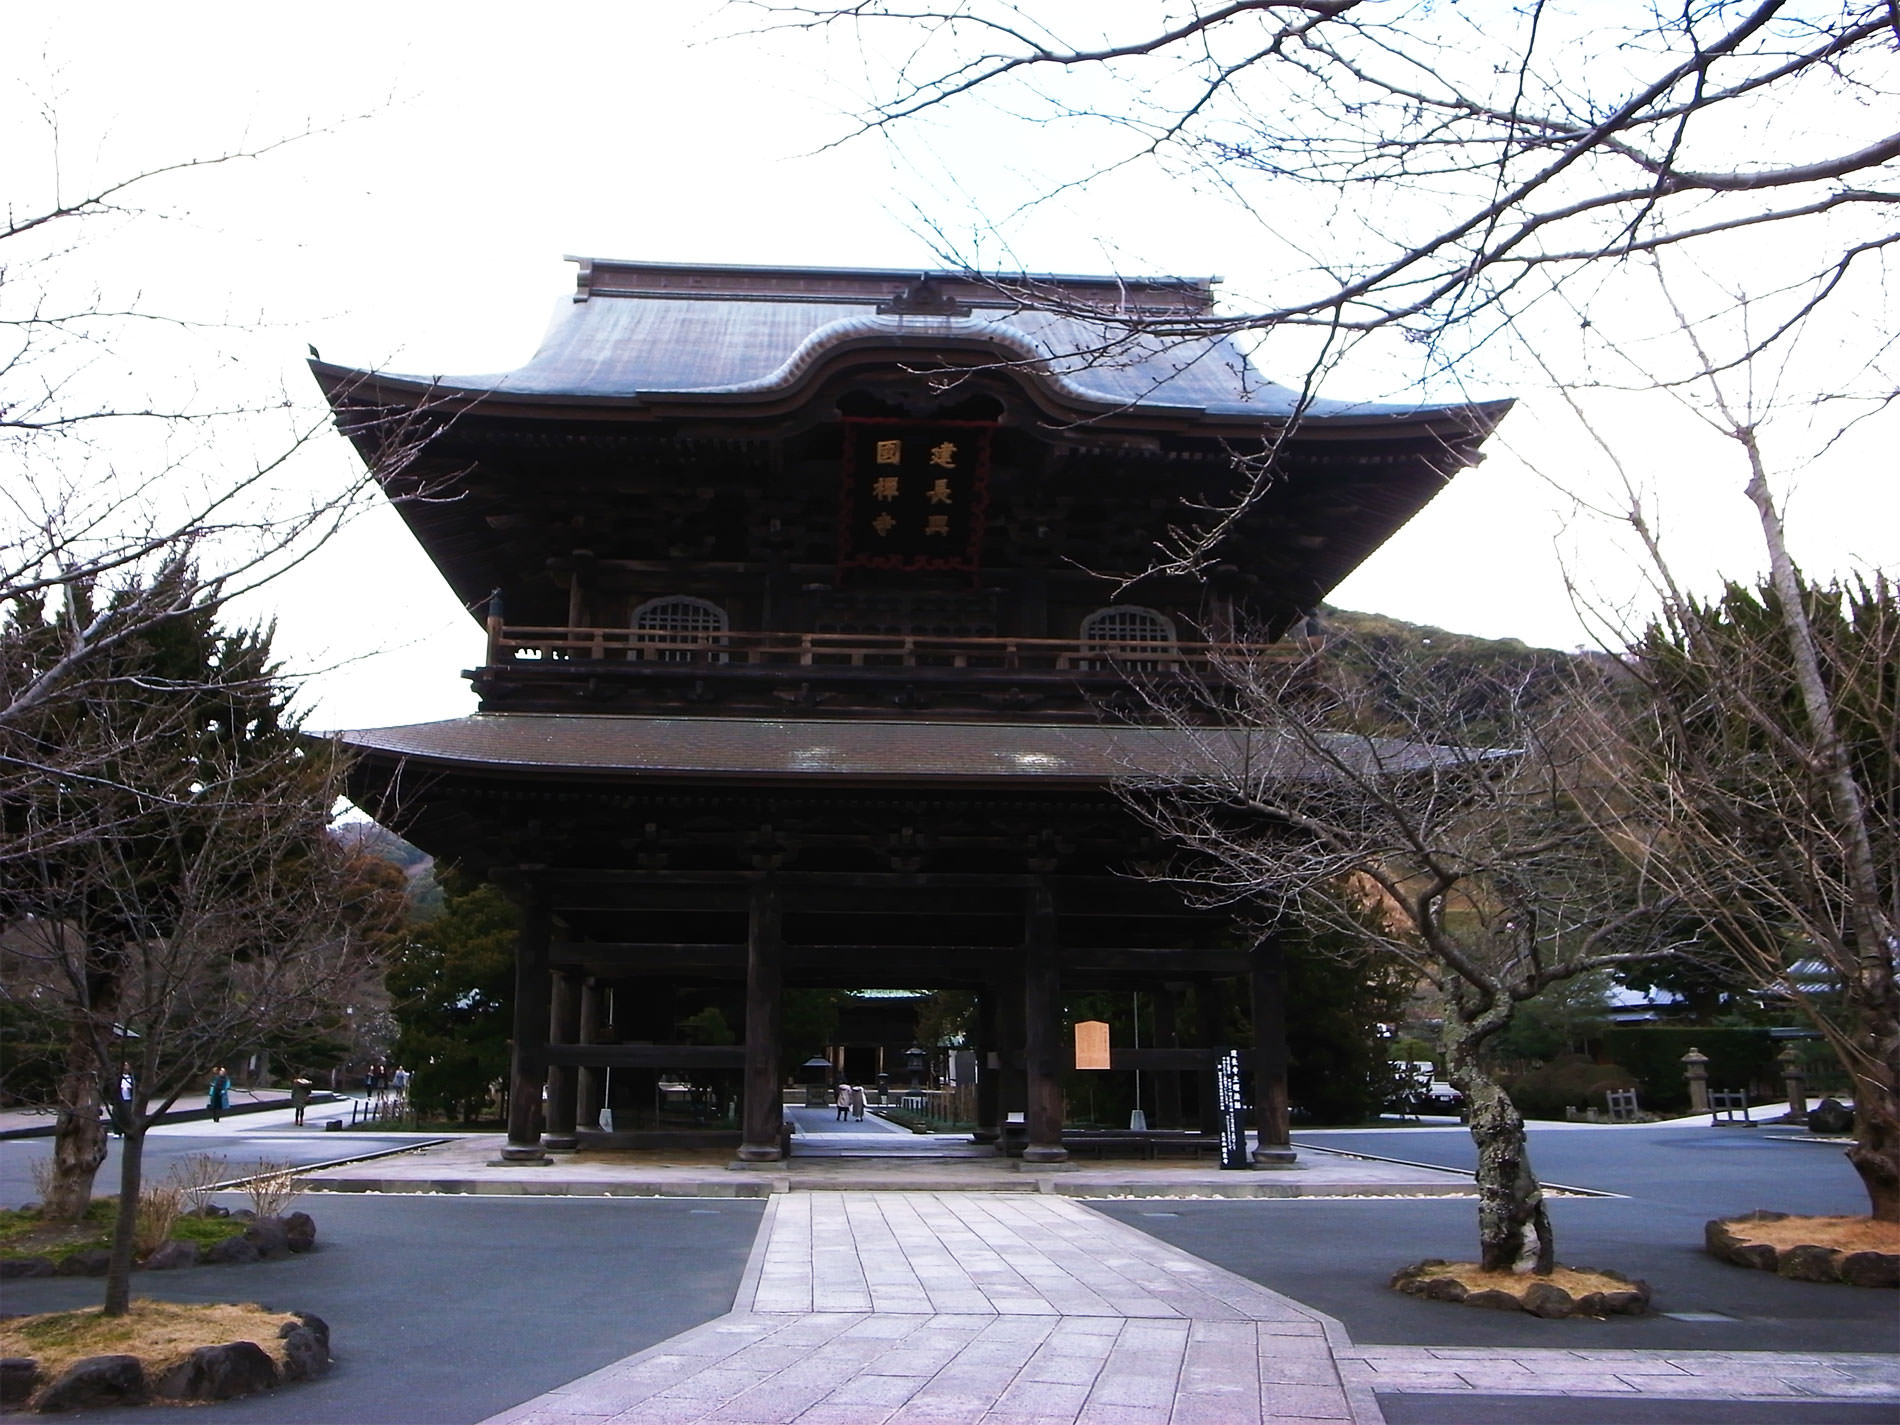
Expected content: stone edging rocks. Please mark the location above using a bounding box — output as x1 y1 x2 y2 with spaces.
1706 1211 1900 1288
1390 1259 1651 1317
0 1211 315 1281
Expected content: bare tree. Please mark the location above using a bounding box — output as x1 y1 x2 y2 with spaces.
1 570 405 1313
2 110 434 740
1121 638 1686 1272
737 1 1897 568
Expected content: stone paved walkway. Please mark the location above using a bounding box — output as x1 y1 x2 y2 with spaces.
484 1192 1367 1425
477 1192 1900 1425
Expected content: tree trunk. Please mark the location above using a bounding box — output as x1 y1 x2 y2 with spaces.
44 1019 109 1222
102 1121 146 1317
1847 1066 1900 1224
1742 444 1899 1221
1447 1017 1554 1274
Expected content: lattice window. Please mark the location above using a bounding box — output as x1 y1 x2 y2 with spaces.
1080 605 1178 671
631 596 728 663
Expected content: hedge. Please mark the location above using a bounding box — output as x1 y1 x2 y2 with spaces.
1596 1026 1780 1113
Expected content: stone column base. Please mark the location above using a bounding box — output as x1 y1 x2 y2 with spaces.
1252 1147 1299 1169
491 1145 551 1166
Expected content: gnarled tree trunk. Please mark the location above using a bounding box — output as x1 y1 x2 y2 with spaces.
1446 1005 1554 1274
43 1017 109 1222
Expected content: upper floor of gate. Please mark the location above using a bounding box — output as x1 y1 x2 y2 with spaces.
312 259 1507 721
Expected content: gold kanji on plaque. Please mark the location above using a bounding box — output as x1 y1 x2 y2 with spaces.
875 439 903 465
925 477 953 505
929 441 958 468
872 512 897 536
872 475 901 501
924 514 950 536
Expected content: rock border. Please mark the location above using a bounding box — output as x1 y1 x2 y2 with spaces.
0 1211 315 1281
0 1311 330 1412
1706 1211 1900 1288
1390 1259 1651 1317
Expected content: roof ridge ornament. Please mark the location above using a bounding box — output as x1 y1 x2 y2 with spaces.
877 276 973 318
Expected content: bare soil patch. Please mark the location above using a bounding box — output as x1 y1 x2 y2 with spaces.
1723 1215 1900 1254
1706 1211 1900 1286
1391 1259 1650 1317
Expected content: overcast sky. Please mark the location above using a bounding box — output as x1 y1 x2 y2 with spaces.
8 5 1892 732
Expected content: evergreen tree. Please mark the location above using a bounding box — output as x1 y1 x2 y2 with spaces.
0 557 399 1313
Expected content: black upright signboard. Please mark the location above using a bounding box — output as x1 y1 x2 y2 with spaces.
1215 1046 1248 1170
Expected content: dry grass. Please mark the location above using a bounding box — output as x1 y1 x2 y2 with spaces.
0 1300 297 1385
1411 1262 1637 1295
1724 1215 1900 1254
133 1182 184 1257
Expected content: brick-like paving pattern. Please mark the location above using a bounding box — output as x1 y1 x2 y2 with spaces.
483 1191 1899 1425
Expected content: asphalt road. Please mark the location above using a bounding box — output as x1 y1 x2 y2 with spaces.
1091 1122 1897 1356
0 1127 434 1211
1 1192 765 1425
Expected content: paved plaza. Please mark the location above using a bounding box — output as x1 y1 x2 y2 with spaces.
2 1104 1895 1424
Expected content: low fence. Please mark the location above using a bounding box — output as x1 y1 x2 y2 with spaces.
345 1094 414 1130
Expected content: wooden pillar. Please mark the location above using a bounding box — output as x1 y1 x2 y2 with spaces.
1250 934 1296 1167
972 987 1000 1145
543 969 582 1150
1022 881 1068 1164
736 878 785 1162
576 978 605 1132
1154 982 1183 1130
1196 980 1223 1136
500 883 552 1164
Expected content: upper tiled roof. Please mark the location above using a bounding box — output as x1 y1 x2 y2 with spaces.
336 259 1470 425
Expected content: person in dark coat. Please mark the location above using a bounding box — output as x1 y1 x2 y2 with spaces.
207 1066 231 1122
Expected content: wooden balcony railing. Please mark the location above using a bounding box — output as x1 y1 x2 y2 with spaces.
486 625 1305 675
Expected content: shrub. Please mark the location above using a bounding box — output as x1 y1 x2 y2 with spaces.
1501 1055 1637 1120
242 1160 304 1217
133 1182 184 1257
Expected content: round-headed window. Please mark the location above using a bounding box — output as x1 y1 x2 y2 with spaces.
631 596 728 662
1080 605 1177 670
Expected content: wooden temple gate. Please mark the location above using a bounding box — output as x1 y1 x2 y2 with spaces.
318 259 1505 1168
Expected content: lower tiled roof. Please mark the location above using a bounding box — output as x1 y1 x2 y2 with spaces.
337 714 1496 786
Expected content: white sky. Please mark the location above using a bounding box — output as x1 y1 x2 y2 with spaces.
7 5 1893 732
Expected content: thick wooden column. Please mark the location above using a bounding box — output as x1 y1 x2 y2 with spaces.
1154 982 1184 1130
1021 881 1068 1164
576 978 605 1132
1196 980 1223 1136
972 988 1000 1145
500 883 552 1164
1250 934 1296 1167
543 969 583 1150
736 878 785 1162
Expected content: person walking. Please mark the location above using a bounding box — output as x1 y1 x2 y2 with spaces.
207 1066 231 1123
848 1082 867 1123
290 1076 312 1127
834 1082 851 1122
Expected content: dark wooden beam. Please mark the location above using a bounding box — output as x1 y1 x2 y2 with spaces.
547 1044 746 1069
737 878 785 1163
1022 881 1067 1164
501 885 553 1164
